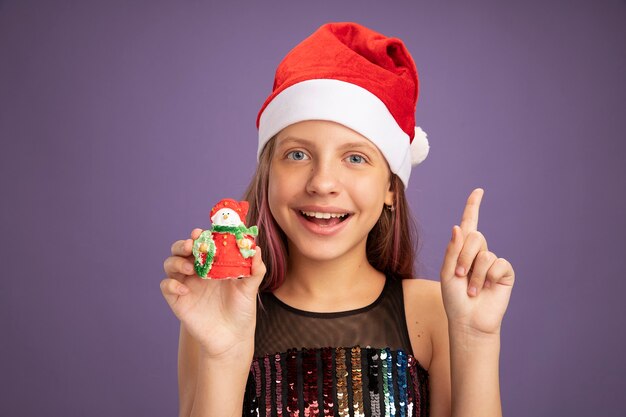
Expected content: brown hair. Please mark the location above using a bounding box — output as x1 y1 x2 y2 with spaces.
243 136 419 291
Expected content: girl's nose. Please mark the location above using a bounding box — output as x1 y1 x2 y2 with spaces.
305 162 340 196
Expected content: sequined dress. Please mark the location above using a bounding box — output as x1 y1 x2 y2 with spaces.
242 276 430 417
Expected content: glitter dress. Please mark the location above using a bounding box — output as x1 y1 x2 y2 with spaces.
242 276 430 417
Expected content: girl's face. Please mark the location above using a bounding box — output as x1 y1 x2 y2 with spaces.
268 120 394 264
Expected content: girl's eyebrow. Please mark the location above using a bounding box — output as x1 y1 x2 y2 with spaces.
277 136 311 147
337 142 379 153
277 136 379 153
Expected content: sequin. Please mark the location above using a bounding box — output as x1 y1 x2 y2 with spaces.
396 350 407 417
408 355 431 417
335 347 349 416
381 349 392 417
367 349 381 417
385 348 396 416
351 346 365 417
287 349 299 417
321 347 334 416
264 355 272 416
405 354 413 417
275 353 284 416
244 365 259 416
302 348 319 416
243 346 429 417
250 359 262 416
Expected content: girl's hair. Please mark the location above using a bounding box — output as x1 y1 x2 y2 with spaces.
243 135 420 291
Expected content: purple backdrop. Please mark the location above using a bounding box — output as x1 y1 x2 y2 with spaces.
2 0 625 415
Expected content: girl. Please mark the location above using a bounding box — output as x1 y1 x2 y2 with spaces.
161 22 515 417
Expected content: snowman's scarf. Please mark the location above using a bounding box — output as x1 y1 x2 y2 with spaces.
211 224 258 240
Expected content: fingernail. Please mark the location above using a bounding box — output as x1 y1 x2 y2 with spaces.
455 266 465 276
185 264 194 274
468 287 477 296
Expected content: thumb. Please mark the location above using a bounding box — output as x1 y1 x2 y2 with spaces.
241 248 266 293
440 226 463 283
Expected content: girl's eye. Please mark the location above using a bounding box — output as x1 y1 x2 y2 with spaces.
346 154 366 164
286 150 309 161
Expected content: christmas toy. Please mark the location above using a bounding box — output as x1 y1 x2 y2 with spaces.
192 199 258 279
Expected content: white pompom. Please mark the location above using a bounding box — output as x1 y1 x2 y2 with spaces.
410 126 429 166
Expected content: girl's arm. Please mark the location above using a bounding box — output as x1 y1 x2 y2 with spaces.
178 322 254 417
178 324 199 417
433 189 515 417
421 281 502 417
162 231 266 417
405 279 451 417
447 326 501 417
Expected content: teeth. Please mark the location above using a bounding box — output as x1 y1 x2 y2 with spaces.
301 211 348 219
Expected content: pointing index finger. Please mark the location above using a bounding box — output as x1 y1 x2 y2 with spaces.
459 188 484 235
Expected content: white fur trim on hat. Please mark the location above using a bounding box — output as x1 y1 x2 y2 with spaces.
411 126 429 166
258 79 415 187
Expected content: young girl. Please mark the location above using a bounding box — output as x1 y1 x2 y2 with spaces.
161 22 515 417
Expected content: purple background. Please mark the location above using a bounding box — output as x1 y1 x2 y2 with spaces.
2 0 625 415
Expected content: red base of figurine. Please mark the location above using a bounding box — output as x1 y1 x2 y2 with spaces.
208 265 252 279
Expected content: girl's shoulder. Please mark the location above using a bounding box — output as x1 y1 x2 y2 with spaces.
401 278 447 371
401 277 444 310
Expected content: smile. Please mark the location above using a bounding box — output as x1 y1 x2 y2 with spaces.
295 209 352 235
300 211 349 220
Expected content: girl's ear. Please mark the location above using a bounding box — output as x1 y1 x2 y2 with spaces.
384 186 395 207
384 173 398 207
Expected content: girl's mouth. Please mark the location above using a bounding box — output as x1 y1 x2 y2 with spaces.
298 210 351 227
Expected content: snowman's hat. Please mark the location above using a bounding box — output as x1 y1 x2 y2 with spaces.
210 199 249 222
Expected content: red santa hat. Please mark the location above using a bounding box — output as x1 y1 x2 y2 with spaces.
210 199 249 221
256 22 429 188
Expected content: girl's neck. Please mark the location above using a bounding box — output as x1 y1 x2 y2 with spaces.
274 243 386 312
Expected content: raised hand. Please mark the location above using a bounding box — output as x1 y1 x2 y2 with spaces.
160 228 266 358
440 189 515 336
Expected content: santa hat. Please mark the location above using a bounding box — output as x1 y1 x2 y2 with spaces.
210 199 249 221
256 22 429 188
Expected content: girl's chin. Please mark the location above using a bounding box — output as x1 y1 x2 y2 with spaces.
287 239 365 264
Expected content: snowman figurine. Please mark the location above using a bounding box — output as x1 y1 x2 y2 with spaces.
192 199 258 279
